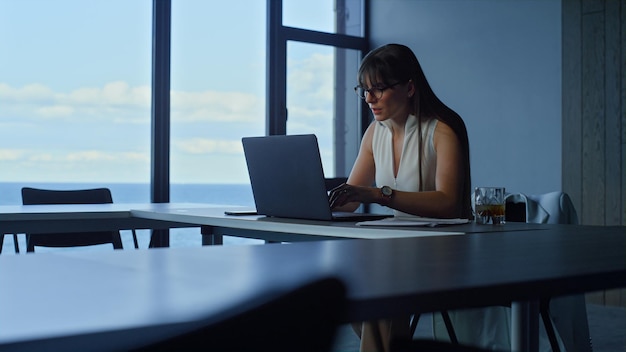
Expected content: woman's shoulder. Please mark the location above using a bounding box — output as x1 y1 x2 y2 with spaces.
433 118 454 135
361 121 378 149
432 118 462 150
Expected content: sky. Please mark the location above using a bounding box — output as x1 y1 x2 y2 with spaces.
0 0 336 184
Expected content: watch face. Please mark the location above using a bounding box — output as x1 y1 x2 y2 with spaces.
382 186 393 197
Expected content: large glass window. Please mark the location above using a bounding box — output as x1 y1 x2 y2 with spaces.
170 0 265 189
0 0 151 251
286 42 362 178
286 42 335 175
0 1 151 188
0 0 367 251
169 1 266 246
283 0 363 37
281 0 366 178
283 0 335 33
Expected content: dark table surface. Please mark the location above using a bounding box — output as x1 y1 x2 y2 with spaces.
1 223 624 351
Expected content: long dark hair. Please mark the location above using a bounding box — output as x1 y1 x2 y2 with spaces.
358 43 472 218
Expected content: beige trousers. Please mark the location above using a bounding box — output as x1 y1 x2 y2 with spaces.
352 317 411 352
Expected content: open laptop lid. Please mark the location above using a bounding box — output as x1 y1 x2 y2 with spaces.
242 134 336 221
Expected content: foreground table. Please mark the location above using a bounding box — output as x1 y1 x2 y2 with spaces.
0 224 624 351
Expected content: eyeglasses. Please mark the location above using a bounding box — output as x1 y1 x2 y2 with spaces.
354 81 404 100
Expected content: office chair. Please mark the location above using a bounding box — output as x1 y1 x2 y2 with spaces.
131 277 346 352
431 191 591 352
0 195 21 254
21 187 138 252
0 234 21 254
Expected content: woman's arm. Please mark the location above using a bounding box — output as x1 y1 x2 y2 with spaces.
329 122 377 212
330 121 466 218
389 121 464 217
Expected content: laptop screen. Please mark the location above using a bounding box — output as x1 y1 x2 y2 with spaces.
242 134 334 220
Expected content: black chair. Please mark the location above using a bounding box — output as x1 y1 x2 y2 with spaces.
427 193 587 352
21 187 137 252
131 277 346 352
0 234 21 254
410 202 528 348
402 196 557 352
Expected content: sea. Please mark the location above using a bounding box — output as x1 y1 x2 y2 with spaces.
0 182 262 254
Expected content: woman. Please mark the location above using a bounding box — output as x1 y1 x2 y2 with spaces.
329 43 471 219
328 43 472 351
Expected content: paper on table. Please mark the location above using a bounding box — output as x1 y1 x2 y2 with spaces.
356 216 470 227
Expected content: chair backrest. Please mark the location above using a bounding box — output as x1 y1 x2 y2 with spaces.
21 187 123 252
505 191 578 225
22 187 114 205
505 201 527 223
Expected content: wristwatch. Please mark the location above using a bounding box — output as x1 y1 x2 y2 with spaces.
380 185 393 205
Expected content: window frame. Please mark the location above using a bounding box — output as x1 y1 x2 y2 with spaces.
266 0 369 176
150 0 369 246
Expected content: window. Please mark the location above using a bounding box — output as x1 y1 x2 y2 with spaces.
0 0 369 251
170 0 264 191
0 0 151 251
283 0 335 33
169 0 266 246
286 42 363 177
0 1 151 196
283 0 363 37
270 0 367 178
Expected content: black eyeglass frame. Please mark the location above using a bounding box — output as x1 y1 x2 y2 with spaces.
353 81 406 100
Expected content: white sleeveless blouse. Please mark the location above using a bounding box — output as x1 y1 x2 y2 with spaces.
372 114 438 216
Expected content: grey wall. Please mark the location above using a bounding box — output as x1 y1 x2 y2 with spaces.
369 0 562 195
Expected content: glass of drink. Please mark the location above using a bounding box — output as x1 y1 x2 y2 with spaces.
473 187 506 224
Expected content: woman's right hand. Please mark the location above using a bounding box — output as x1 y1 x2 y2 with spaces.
329 183 373 209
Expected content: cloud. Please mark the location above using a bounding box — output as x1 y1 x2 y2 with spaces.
0 81 264 124
0 81 151 123
0 47 335 126
36 105 75 117
0 149 148 164
171 90 262 123
63 150 150 163
65 150 116 162
28 153 54 162
62 81 151 108
288 52 333 101
0 149 23 161
0 50 337 183
174 138 243 155
286 52 335 132
0 51 331 127
0 83 55 103
121 152 150 161
0 149 150 183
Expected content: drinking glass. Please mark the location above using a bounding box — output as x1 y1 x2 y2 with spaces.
473 187 506 224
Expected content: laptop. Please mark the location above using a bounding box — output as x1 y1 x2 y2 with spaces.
241 134 391 221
